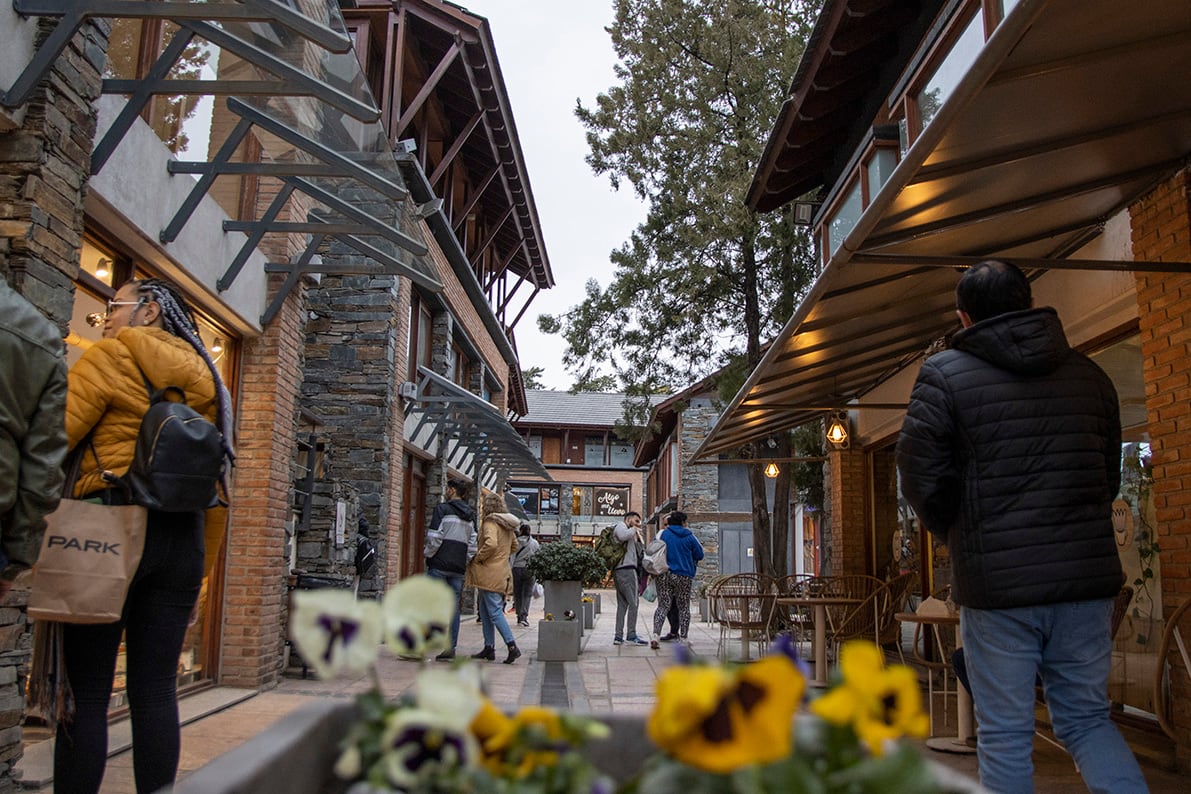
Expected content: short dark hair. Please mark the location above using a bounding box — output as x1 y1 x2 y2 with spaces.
955 260 1032 323
668 511 687 526
625 511 641 521
447 479 470 500
519 523 531 536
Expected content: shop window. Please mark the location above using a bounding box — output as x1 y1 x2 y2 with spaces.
571 485 629 519
509 485 560 517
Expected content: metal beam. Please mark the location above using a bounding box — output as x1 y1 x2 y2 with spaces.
283 177 427 256
227 98 404 199
216 181 296 291
259 233 324 326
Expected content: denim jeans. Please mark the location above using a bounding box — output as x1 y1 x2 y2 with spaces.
613 567 640 640
478 589 514 647
426 567 464 650
962 599 1146 794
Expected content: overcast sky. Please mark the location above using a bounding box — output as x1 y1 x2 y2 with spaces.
457 1 647 390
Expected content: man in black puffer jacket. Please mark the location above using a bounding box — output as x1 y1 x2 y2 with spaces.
897 261 1146 794
424 479 478 661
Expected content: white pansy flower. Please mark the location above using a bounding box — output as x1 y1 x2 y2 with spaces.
381 575 455 659
379 707 477 788
289 589 382 679
414 666 484 727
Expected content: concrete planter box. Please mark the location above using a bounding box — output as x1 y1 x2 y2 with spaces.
582 600 595 629
537 618 581 661
171 700 985 794
588 592 602 614
699 597 711 622
543 580 582 626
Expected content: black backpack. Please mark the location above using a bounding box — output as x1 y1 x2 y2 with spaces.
120 373 225 512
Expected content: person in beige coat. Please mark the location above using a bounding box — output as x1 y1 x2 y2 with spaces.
466 491 521 663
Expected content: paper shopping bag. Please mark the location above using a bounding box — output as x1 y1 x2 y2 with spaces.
28 499 147 624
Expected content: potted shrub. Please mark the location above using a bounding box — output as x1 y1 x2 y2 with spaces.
527 540 607 619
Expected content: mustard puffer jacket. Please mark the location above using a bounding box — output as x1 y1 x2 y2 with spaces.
66 327 218 498
466 511 520 594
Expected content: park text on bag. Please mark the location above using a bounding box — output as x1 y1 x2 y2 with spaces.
594 525 627 571
116 373 224 512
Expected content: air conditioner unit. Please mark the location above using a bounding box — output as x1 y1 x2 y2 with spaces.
397 381 418 401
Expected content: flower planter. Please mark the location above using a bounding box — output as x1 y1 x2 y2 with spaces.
542 580 582 624
171 700 986 794
537 618 581 661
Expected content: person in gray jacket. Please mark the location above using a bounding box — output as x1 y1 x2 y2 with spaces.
511 523 539 626
612 511 647 645
424 479 477 660
0 279 68 597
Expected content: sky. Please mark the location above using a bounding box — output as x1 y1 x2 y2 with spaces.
456 1 647 390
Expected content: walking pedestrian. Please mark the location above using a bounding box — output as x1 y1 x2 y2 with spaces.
424 478 477 661
511 522 539 626
466 491 521 664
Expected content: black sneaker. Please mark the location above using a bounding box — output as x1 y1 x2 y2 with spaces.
660 633 679 642
613 638 624 645
435 649 455 661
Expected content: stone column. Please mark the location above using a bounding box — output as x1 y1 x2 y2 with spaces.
0 16 104 787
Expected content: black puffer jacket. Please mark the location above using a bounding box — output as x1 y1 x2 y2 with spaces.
896 308 1123 609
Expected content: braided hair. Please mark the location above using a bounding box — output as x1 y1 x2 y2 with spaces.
128 278 236 463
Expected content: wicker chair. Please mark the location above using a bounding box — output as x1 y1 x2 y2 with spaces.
709 573 778 661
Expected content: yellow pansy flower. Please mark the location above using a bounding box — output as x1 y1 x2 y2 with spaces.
647 654 804 774
810 640 929 756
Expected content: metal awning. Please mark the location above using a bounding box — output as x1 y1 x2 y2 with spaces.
3 0 442 326
406 367 551 488
697 0 1191 459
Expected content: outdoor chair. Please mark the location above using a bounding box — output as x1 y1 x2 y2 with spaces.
709 573 778 661
876 572 918 662
1154 594 1191 740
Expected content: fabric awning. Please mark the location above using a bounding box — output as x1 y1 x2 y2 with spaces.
696 0 1191 460
406 367 552 487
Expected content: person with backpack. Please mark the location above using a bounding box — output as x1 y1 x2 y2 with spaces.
510 523 539 626
611 511 648 646
59 277 233 794
424 478 478 661
652 511 703 643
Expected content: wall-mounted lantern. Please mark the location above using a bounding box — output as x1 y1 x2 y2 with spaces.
825 411 850 450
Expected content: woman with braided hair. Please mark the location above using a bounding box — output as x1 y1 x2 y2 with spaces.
57 277 233 794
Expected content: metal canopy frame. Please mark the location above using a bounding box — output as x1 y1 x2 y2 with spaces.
406 367 551 489
3 0 446 328
699 0 1191 460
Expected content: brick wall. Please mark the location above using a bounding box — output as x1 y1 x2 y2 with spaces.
1130 165 1191 768
827 448 868 576
0 17 104 789
221 273 304 687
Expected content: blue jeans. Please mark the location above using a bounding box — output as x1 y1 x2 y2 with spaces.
478 589 514 647
962 600 1146 794
426 567 464 650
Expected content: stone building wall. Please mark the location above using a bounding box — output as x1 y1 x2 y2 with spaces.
299 271 404 596
0 17 105 789
678 400 719 592
1130 164 1191 769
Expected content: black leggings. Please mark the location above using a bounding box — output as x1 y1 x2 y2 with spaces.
54 507 204 794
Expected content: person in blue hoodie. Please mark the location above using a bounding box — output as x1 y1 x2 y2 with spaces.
424 479 477 660
652 511 703 641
